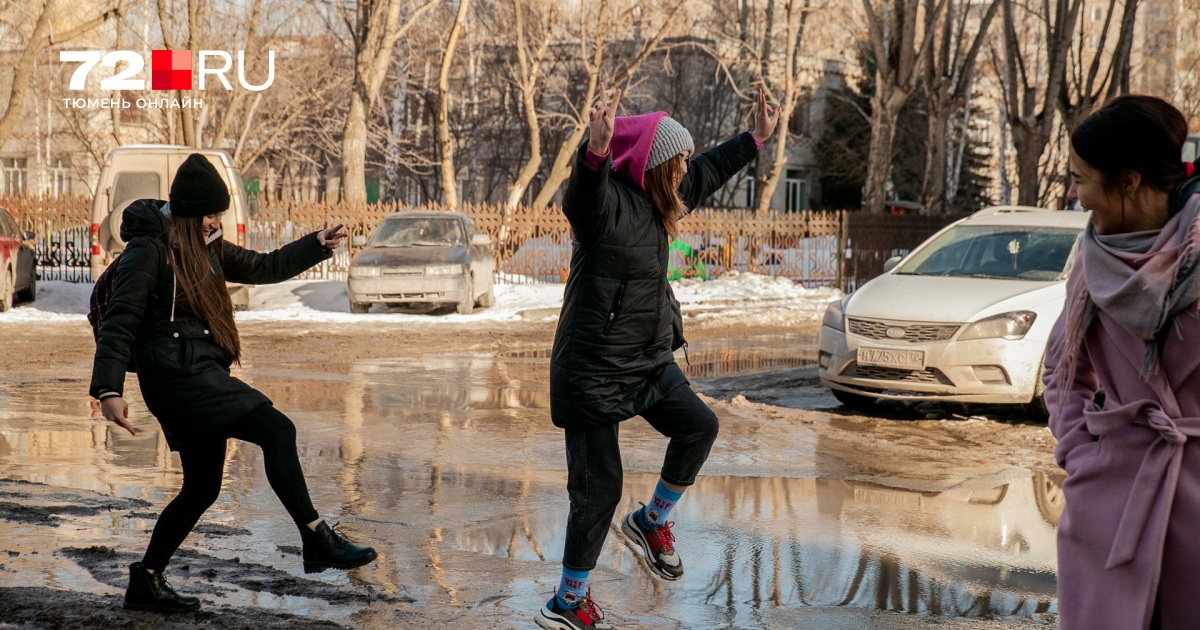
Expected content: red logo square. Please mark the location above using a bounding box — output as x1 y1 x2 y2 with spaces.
151 50 192 90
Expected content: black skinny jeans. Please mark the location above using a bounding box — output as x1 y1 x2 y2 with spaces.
562 383 719 571
142 404 320 572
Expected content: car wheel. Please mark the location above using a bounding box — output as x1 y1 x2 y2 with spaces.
349 299 371 314
832 388 875 410
16 270 35 304
1032 471 1066 527
456 275 474 315
0 268 12 312
1028 362 1049 422
476 282 495 308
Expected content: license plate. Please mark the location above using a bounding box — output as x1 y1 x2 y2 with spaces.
857 346 925 370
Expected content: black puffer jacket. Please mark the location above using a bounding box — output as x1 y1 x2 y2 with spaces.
550 131 758 429
89 199 332 449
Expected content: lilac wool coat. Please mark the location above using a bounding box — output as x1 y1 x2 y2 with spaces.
1045 271 1200 630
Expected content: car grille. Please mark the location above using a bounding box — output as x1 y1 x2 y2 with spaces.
846 363 953 385
382 267 423 275
848 318 959 343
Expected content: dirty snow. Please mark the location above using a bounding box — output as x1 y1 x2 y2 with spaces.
0 272 841 326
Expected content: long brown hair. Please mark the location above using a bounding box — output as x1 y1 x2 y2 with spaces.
645 154 688 238
165 215 241 363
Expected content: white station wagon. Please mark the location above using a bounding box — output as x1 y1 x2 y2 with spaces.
819 206 1091 416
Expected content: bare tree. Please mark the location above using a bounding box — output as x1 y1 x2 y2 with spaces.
530 0 688 209
1176 0 1200 128
754 0 813 213
919 0 999 215
502 0 557 211
861 0 944 214
996 0 1082 207
1058 0 1139 131
437 0 471 208
0 0 123 149
341 0 443 203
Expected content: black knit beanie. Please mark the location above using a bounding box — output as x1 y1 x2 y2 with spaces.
169 154 231 218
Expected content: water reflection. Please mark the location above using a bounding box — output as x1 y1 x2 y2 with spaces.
0 339 1060 626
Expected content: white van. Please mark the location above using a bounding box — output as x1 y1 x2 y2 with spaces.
91 145 251 308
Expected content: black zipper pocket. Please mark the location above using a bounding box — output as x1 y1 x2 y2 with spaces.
603 283 626 334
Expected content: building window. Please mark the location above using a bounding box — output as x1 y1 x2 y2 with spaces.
1 157 27 194
745 176 756 208
788 99 811 137
785 169 808 212
48 159 72 195
1091 7 1103 21
1088 35 1100 50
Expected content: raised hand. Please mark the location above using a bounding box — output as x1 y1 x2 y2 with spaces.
318 224 348 250
588 80 622 156
751 88 781 144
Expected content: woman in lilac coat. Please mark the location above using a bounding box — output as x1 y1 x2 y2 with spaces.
1045 95 1200 630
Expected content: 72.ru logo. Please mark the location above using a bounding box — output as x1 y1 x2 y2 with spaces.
60 50 275 92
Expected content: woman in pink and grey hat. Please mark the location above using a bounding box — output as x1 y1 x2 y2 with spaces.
536 85 779 630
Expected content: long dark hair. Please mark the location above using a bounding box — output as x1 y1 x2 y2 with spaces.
164 215 241 363
1055 95 1198 409
1070 95 1195 198
645 154 687 238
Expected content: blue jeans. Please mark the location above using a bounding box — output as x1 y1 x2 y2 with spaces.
561 384 719 571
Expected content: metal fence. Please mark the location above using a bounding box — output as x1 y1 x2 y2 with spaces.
3 195 92 282
5 194 957 291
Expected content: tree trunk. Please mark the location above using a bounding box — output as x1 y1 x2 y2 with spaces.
1011 121 1049 207
863 90 905 214
921 94 950 215
342 90 370 203
0 2 54 149
438 0 471 208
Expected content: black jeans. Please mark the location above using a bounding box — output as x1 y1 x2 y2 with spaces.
562 384 719 571
142 404 321 572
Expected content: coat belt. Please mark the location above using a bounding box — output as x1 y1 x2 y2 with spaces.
1083 399 1200 569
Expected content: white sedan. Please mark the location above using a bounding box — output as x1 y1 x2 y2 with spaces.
819 206 1090 416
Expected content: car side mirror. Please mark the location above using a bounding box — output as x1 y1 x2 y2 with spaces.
352 235 367 247
882 256 903 273
471 233 490 247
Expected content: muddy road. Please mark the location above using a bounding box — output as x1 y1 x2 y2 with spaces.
0 318 1060 628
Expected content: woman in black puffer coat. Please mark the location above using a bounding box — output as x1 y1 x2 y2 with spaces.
90 154 376 614
536 88 779 630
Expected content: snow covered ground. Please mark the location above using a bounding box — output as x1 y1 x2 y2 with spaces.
0 272 841 326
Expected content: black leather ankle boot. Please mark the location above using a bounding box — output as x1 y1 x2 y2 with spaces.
299 521 378 574
124 562 201 613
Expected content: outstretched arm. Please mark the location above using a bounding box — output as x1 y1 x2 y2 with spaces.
678 88 780 211
563 81 623 240
220 224 343 285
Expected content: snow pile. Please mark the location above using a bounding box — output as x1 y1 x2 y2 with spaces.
0 281 91 323
0 273 840 327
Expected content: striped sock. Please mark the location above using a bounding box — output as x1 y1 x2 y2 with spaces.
555 567 589 610
637 480 684 530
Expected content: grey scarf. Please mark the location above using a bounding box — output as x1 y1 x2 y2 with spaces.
1080 193 1200 376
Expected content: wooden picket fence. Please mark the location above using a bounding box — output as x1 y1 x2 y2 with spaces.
3 195 956 290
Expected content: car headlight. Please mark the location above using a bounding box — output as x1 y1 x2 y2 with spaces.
425 264 462 276
822 296 848 332
350 266 380 278
959 311 1037 340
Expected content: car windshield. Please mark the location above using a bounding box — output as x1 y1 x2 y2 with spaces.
369 217 465 247
895 225 1082 281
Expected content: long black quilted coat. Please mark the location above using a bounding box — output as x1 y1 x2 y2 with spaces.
549 132 759 429
89 199 331 450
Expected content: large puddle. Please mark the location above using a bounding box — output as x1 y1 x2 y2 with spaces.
0 334 1059 627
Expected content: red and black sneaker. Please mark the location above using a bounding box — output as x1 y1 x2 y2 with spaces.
535 589 614 630
622 505 683 581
